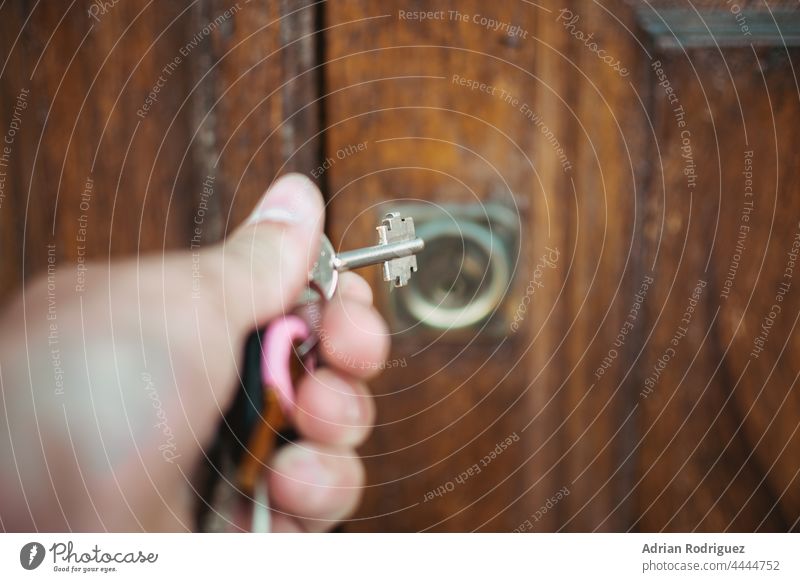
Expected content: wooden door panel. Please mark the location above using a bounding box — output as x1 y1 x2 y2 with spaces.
635 46 800 531
0 1 199 301
323 0 800 531
324 1 546 532
627 0 800 532
0 0 320 302
323 0 652 531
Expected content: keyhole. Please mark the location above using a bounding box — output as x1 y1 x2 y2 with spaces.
402 219 511 330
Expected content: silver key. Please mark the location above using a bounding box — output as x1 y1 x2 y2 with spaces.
300 212 424 304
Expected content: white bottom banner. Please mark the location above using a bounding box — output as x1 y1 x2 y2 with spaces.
1 533 797 581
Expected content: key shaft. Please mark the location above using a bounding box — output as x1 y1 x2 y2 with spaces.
332 238 424 272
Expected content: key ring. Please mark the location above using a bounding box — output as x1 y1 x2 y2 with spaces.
261 314 315 419
261 276 328 414
242 282 328 531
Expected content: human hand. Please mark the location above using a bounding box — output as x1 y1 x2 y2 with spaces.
0 174 388 532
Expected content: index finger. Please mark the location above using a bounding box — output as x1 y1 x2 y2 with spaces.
317 279 390 379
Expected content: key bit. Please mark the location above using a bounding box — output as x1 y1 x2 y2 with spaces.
301 213 424 304
379 212 423 287
334 213 424 286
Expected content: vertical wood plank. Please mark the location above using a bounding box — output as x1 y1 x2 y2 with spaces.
200 0 321 237
0 0 321 293
0 0 200 302
635 46 800 531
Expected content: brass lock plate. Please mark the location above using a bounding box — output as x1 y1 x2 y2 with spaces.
380 202 521 339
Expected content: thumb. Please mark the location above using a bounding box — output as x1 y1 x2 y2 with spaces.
213 173 325 334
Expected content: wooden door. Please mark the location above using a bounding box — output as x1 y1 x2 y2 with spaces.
2 0 799 531
322 0 800 532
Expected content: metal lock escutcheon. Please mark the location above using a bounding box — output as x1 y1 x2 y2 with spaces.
383 202 520 336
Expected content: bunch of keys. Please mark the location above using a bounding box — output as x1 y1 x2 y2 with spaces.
195 212 424 532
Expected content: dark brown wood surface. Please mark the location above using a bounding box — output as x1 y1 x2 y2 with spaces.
634 46 800 532
1 0 197 300
322 0 800 532
321 0 648 532
2 0 798 531
0 0 320 302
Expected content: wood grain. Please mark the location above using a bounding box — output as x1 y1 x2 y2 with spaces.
323 0 799 532
322 0 656 531
634 46 800 532
0 0 320 297
2 0 798 532
0 0 202 304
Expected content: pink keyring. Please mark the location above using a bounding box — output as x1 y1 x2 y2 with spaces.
260 314 315 419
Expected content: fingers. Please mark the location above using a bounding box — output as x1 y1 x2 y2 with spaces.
208 173 325 333
319 276 390 378
294 368 375 447
272 273 380 531
337 272 374 305
267 442 365 532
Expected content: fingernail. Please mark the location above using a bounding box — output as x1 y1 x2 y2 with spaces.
247 173 320 226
